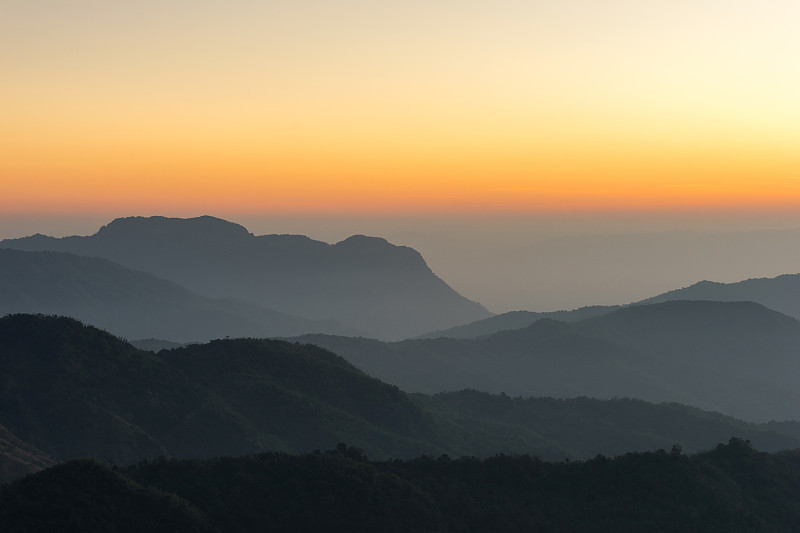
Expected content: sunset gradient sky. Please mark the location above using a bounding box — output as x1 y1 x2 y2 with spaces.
3 0 799 219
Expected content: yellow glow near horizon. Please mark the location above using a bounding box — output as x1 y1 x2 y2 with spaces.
2 0 799 216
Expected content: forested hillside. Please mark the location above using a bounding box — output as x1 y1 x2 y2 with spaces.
3 313 800 485
4 439 800 532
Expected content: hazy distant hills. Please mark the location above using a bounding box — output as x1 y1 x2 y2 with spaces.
0 248 352 342
420 272 800 340
0 215 490 339
297 300 800 422
640 274 800 319
417 305 621 339
4 313 799 485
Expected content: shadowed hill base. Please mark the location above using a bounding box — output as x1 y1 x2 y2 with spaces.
0 459 210 533
5 440 800 532
420 271 800 341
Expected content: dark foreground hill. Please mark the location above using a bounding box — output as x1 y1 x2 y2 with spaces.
4 439 800 533
0 313 443 477
0 249 352 342
298 300 800 421
3 313 800 485
0 215 490 339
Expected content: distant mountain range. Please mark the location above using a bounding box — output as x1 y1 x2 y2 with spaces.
3 313 798 484
0 215 490 339
0 248 353 342
296 300 800 422
640 274 800 318
417 306 622 339
419 272 800 339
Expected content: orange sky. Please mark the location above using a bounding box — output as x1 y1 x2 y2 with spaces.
2 0 799 217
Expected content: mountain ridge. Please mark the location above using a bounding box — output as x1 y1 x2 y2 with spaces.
419 271 800 340
1 215 490 339
0 248 353 342
3 313 799 485
295 300 800 422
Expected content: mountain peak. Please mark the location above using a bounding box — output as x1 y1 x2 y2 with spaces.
334 234 392 248
97 216 252 241
1 216 490 339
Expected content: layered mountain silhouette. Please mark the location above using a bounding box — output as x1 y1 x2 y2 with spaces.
0 248 352 342
0 216 490 339
3 313 798 484
0 313 443 478
640 274 800 320
297 300 800 422
419 272 800 340
417 305 621 339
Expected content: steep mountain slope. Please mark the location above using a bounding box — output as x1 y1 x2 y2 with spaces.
1 216 490 339
640 273 800 320
0 248 351 342
0 424 57 483
298 301 800 421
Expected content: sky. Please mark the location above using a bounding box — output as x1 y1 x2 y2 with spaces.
2 1 800 311
3 0 799 216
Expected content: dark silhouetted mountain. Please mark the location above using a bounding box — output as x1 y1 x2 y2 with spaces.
0 314 443 476
297 301 800 421
0 248 353 342
416 305 621 339
0 459 211 533
4 313 800 486
1 216 490 339
7 440 800 532
639 273 800 320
